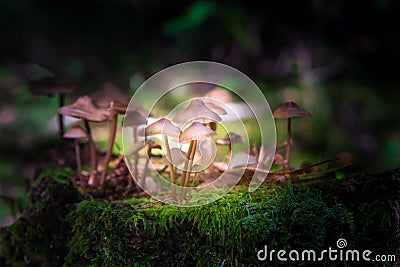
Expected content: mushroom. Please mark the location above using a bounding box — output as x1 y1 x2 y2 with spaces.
59 95 111 185
29 77 76 138
124 110 147 179
273 101 311 172
63 126 87 182
98 100 129 184
172 99 222 125
179 122 217 198
145 118 181 199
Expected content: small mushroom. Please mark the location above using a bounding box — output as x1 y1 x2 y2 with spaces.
29 77 76 138
179 122 217 198
145 118 181 200
63 126 87 182
273 101 311 172
172 99 222 125
97 100 129 184
59 96 110 185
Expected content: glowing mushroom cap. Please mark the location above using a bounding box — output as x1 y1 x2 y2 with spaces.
205 102 227 115
145 118 181 137
59 95 111 122
172 99 222 124
63 126 87 139
273 101 311 119
179 122 217 143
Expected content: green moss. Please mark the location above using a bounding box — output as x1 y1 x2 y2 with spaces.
1 169 399 266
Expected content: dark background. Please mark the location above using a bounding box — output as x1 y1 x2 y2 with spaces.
0 0 399 216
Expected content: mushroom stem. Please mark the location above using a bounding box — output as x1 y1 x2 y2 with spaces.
84 119 97 185
74 139 83 183
180 140 195 186
285 118 292 173
100 114 118 184
184 139 197 187
182 139 197 200
133 127 139 179
58 94 65 138
163 135 176 200
142 142 151 182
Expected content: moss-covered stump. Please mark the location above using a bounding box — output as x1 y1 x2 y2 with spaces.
1 170 399 266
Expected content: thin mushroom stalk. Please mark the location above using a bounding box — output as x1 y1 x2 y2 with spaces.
58 94 65 138
180 139 196 199
184 139 197 199
84 119 98 185
133 127 139 179
100 112 118 184
285 117 291 172
163 135 177 200
74 139 83 182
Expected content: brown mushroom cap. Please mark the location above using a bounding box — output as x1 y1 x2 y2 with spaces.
145 118 180 137
179 122 217 143
172 99 222 124
29 77 76 95
63 126 87 139
59 95 111 122
91 82 130 108
205 102 228 115
273 101 312 119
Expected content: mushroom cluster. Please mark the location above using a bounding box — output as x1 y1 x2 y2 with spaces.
140 98 229 201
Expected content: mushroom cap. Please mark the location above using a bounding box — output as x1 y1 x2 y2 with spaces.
205 102 228 115
59 95 111 122
145 118 181 137
216 132 244 145
91 82 130 108
29 77 76 95
63 126 87 139
273 101 312 119
172 99 222 124
179 122 217 143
